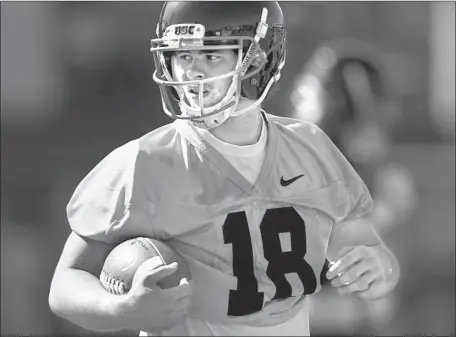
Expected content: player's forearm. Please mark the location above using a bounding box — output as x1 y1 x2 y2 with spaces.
49 268 126 332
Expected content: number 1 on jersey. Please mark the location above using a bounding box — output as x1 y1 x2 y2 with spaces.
223 211 264 316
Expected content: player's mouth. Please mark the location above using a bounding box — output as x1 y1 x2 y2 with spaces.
188 87 209 96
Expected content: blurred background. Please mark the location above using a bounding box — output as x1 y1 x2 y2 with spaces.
1 1 454 336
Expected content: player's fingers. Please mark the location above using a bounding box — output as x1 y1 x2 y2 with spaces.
336 272 377 296
162 280 193 300
140 261 178 287
170 307 190 323
134 256 166 281
173 293 192 309
165 297 191 324
334 246 356 261
154 286 192 314
326 249 361 280
331 260 369 287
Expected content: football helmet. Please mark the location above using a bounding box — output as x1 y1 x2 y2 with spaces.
150 1 286 129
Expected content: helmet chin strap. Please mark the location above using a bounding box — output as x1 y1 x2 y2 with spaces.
190 74 277 129
188 49 284 129
188 105 233 129
230 76 276 117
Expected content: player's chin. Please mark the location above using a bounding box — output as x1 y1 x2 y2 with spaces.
189 96 223 109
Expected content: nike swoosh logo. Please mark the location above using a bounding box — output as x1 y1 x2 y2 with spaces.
280 174 305 187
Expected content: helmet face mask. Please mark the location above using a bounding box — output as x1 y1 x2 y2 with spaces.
150 1 286 129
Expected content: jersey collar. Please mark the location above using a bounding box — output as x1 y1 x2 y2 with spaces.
177 110 279 196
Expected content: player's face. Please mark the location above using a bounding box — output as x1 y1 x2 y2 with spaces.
171 50 237 110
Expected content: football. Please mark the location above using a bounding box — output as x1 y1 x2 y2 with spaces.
100 237 191 295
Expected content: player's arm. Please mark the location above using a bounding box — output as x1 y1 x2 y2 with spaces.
301 124 400 299
48 231 126 332
49 144 192 333
325 216 400 300
49 231 190 333
48 142 140 331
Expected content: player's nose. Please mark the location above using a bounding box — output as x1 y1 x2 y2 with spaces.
186 59 207 80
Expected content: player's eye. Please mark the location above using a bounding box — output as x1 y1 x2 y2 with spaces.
206 54 221 61
178 53 192 62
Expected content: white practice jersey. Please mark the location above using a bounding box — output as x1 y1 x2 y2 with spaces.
67 111 373 335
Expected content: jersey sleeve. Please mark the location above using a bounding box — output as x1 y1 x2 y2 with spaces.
310 125 374 222
66 141 156 243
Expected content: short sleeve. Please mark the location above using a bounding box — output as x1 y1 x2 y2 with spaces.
312 125 374 222
66 141 155 243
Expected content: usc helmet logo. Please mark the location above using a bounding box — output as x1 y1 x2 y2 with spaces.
164 24 206 39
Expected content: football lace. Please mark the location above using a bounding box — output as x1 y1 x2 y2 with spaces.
100 270 126 295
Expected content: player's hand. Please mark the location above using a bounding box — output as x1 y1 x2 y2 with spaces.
117 260 193 332
325 246 392 301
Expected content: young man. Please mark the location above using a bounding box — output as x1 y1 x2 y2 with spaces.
49 2 400 336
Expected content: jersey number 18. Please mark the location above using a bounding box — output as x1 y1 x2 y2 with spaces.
223 206 317 317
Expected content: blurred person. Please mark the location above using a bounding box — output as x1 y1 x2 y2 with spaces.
49 3 400 336
289 39 417 334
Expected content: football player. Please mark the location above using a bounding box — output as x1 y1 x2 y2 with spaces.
49 3 400 336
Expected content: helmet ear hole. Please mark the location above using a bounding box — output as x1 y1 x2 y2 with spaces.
252 51 268 67
241 74 261 100
240 50 269 100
